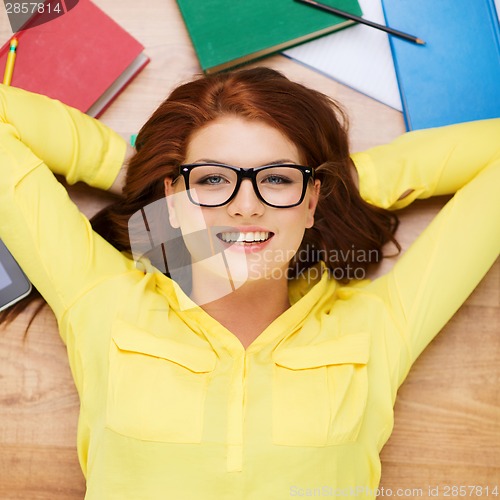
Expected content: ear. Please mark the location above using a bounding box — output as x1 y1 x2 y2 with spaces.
305 179 321 229
164 177 180 228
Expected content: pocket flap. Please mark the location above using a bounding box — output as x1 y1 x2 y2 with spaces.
273 332 370 369
112 320 217 373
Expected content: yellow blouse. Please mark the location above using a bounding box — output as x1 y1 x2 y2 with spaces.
1 84 499 499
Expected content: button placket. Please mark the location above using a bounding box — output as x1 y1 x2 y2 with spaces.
226 353 246 472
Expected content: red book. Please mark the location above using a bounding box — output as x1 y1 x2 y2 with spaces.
0 0 149 117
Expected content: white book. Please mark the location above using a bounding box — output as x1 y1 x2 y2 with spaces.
283 0 403 111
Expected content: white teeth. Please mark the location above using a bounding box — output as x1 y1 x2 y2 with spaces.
219 231 271 243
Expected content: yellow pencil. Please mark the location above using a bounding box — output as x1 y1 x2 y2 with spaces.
3 37 18 86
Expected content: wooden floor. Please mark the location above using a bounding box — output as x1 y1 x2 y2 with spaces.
1 0 499 497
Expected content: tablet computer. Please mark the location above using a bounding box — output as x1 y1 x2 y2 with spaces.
0 239 32 312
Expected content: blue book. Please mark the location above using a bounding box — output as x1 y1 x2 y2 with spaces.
382 0 500 130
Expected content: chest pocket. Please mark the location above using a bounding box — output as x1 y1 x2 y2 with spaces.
106 320 216 443
272 332 370 447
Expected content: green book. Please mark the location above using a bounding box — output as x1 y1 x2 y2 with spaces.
176 0 363 74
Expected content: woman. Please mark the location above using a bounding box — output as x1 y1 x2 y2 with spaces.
0 68 498 499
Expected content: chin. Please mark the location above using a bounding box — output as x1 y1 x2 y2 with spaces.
192 252 290 298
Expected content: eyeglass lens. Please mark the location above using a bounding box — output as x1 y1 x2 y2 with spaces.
188 165 306 207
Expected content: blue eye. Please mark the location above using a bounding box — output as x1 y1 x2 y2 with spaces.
262 175 292 185
198 175 228 185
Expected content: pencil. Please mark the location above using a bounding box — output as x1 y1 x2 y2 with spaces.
294 0 425 45
3 37 18 86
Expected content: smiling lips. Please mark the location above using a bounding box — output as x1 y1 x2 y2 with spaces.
218 231 273 245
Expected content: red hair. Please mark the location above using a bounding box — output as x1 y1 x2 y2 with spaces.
1 67 399 328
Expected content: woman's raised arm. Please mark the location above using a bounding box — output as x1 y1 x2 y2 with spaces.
0 85 136 325
351 119 500 210
355 119 500 383
0 84 127 189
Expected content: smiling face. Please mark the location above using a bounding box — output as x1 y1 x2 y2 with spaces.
164 115 321 299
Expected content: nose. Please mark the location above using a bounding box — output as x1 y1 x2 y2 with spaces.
226 179 265 217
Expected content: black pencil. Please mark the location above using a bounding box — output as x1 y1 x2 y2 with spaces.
295 0 426 45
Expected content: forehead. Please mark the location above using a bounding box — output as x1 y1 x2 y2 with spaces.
185 116 301 167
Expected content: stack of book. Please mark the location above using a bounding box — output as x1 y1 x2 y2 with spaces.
0 0 149 117
176 0 500 131
285 0 500 130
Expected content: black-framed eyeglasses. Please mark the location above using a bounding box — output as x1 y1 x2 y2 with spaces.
174 162 315 208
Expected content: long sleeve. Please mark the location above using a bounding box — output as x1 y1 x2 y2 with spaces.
353 120 500 382
351 119 500 210
0 85 135 323
0 83 126 188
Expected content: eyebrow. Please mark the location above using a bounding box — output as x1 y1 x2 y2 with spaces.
191 158 298 166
